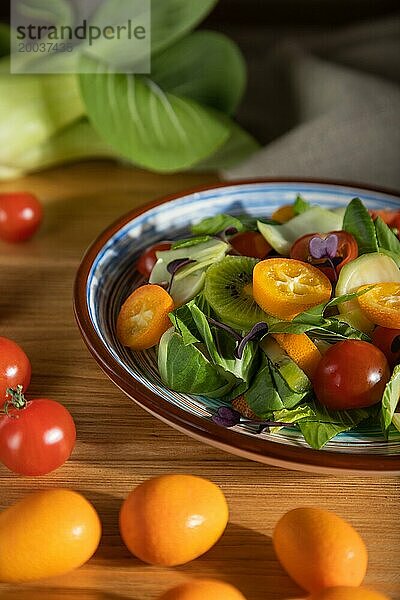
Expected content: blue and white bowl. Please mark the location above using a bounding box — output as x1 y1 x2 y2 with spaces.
74 179 400 475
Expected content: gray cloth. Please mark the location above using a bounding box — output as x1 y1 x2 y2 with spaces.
223 16 400 190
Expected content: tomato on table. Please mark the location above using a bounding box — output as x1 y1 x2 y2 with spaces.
230 231 271 259
136 241 172 278
0 337 31 401
313 340 390 410
290 231 358 282
117 284 174 350
0 386 76 476
357 283 400 329
0 192 42 243
372 326 400 369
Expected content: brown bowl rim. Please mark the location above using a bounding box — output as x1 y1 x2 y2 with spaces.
74 177 400 474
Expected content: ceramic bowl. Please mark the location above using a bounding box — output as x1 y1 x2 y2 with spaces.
74 179 400 475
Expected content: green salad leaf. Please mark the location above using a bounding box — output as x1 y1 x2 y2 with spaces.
188 303 259 382
299 401 371 449
270 405 316 433
243 355 283 417
375 216 400 255
158 328 234 397
293 194 311 215
191 214 244 236
392 414 400 433
343 198 378 254
381 365 400 432
171 236 211 249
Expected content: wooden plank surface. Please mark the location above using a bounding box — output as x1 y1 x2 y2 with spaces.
0 162 399 600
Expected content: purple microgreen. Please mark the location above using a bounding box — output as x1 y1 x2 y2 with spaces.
206 316 243 343
309 234 339 282
212 406 241 427
235 322 269 359
166 258 196 293
309 234 338 260
212 406 292 431
325 234 339 258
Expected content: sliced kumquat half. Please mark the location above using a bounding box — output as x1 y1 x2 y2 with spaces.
273 333 322 379
117 284 174 350
271 204 295 223
253 258 332 320
357 282 400 329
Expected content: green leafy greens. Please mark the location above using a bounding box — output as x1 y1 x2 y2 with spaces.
0 1 258 179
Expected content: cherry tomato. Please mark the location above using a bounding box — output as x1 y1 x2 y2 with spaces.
372 326 400 369
0 337 31 402
0 387 76 476
136 241 172 278
230 231 271 259
370 209 400 233
313 340 390 410
290 230 358 282
0 192 43 243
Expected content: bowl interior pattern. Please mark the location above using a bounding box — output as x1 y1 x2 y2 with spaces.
85 182 400 459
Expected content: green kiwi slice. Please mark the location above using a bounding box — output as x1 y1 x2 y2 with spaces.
204 256 271 332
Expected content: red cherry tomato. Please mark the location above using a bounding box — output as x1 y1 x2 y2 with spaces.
136 241 172 278
0 388 76 476
0 192 43 243
370 209 400 232
372 327 400 369
0 337 31 402
290 231 358 282
230 231 271 259
313 340 390 410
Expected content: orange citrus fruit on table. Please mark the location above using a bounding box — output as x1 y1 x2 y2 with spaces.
307 586 390 600
253 258 332 320
273 507 368 593
117 284 174 350
0 489 101 582
357 283 400 329
273 333 322 378
158 579 247 600
119 474 229 566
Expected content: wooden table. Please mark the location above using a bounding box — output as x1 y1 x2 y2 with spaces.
0 162 399 600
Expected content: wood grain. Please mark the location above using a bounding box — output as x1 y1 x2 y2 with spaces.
0 162 399 600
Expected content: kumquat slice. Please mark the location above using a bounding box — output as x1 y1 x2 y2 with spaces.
253 258 332 320
273 333 322 379
117 284 174 350
357 283 400 329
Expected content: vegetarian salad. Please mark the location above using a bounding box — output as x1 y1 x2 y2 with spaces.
116 197 400 449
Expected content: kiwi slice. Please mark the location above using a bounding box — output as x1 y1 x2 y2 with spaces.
204 256 271 332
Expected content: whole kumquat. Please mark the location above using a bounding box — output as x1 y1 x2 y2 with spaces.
273 507 368 593
119 474 229 566
0 489 101 582
158 580 247 600
307 587 390 600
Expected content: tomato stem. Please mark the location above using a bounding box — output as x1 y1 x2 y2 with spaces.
2 385 27 416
